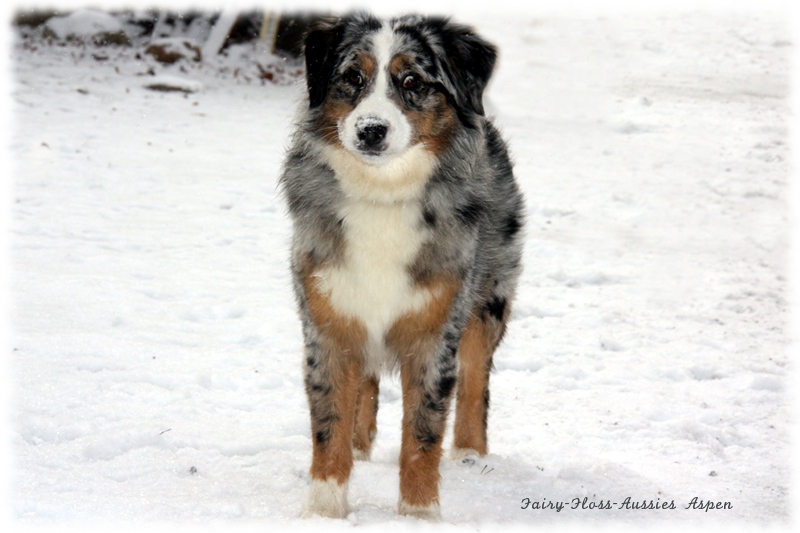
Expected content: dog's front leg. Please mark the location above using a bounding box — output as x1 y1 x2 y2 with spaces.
303 341 362 518
300 266 367 519
386 277 461 520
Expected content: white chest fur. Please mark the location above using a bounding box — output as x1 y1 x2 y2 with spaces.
321 144 437 203
313 198 431 373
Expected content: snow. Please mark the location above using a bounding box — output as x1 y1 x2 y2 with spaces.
44 10 124 40
6 4 794 532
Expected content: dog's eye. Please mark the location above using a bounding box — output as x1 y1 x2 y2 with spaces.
344 69 365 88
401 74 420 91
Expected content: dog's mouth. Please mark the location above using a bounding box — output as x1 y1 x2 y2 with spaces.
352 139 393 164
358 148 386 158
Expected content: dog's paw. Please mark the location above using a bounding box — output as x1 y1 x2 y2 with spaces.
450 447 482 463
398 500 441 521
303 478 349 519
352 448 371 461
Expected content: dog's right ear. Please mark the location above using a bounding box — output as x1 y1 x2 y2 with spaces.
304 20 344 109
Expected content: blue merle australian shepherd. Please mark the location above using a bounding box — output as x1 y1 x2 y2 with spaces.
280 12 524 520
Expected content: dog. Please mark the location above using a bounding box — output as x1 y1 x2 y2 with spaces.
279 12 524 520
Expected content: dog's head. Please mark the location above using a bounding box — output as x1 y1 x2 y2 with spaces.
304 13 497 164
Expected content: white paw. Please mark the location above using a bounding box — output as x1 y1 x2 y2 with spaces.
398 500 441 521
450 447 481 461
303 477 348 519
353 448 371 461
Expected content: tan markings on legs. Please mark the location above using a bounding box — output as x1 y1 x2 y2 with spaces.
453 298 511 457
308 354 361 485
453 317 493 455
352 375 380 460
386 275 460 513
398 356 445 510
301 264 366 488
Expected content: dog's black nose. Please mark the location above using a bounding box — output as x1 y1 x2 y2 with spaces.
357 121 388 151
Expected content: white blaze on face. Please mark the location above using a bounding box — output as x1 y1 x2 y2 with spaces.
316 23 441 374
338 23 413 163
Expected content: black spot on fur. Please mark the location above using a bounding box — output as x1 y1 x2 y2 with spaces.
423 209 437 227
484 296 506 322
416 427 441 446
316 413 338 425
455 198 484 227
443 330 459 346
315 429 330 444
309 406 338 447
440 349 459 373
423 392 447 413
436 375 456 400
306 355 318 369
440 342 458 365
502 213 522 241
305 368 332 395
482 388 490 432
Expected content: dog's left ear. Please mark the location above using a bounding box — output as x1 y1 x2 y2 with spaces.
304 19 345 108
440 23 497 120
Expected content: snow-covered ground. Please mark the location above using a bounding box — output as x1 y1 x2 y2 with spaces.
6 5 793 531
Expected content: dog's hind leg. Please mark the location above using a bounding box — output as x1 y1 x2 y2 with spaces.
397 352 455 520
352 374 379 460
452 296 510 458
